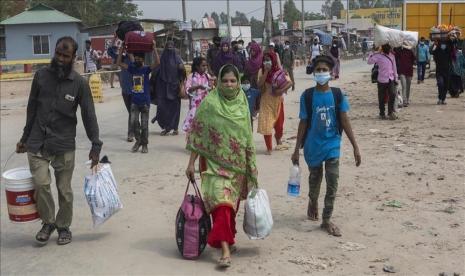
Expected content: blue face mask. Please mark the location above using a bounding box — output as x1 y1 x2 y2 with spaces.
314 72 331 85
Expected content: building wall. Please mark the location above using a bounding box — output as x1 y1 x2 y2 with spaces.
4 22 83 60
406 2 465 38
341 8 402 29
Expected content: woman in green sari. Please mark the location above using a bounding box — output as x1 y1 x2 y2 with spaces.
185 64 258 268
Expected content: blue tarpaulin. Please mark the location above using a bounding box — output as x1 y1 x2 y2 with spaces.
313 29 333 46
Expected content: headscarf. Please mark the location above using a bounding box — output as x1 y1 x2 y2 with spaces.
262 52 280 84
245 42 263 75
212 40 243 76
186 65 258 193
159 41 182 83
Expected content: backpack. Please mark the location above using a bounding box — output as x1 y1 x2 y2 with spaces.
301 87 343 148
175 181 211 260
116 20 144 41
371 64 379 83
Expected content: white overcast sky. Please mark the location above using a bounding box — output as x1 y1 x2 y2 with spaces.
133 0 345 22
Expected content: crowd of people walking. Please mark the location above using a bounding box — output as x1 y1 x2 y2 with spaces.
13 30 463 270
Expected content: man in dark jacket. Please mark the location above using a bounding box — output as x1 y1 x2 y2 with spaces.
207 36 221 75
16 36 102 246
431 40 452 105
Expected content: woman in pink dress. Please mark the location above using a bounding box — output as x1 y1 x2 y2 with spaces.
182 57 213 132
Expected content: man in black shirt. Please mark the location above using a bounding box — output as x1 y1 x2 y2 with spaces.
431 40 452 105
16 36 102 245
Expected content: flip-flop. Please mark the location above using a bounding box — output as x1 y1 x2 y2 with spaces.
218 257 231 268
275 144 290 151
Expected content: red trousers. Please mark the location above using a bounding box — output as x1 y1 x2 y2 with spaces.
207 206 237 248
199 156 237 248
264 102 284 151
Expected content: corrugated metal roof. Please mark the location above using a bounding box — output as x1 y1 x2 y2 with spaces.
0 4 81 25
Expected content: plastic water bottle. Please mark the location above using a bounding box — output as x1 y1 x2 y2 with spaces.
287 165 301 197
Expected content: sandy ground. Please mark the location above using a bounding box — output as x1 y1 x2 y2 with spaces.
1 59 464 276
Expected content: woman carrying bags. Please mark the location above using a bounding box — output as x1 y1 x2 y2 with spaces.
185 64 258 268
257 52 293 155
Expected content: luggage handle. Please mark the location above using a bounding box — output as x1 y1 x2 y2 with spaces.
2 150 18 173
184 180 203 202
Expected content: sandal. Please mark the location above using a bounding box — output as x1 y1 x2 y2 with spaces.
57 228 72 245
218 256 231 268
160 130 169 136
171 130 179 136
230 245 238 254
35 223 56 245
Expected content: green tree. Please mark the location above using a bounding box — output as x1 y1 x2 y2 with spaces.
351 14 362 19
321 0 331 19
211 12 220 27
250 16 264 39
331 0 344 19
305 12 325 21
0 0 27 21
95 0 142 25
283 0 300 30
219 12 228 24
232 11 249 25
26 0 142 26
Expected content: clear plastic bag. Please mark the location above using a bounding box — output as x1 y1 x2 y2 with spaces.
84 163 123 227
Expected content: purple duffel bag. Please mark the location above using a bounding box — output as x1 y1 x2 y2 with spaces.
272 69 290 95
175 181 211 259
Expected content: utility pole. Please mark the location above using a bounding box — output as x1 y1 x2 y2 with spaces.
182 0 189 63
402 0 407 30
346 0 350 54
264 0 273 46
301 0 305 44
438 0 442 25
227 0 232 40
279 0 284 41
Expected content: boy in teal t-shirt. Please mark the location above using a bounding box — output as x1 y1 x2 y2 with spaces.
292 55 361 237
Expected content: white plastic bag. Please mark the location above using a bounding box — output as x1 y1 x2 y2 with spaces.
395 89 403 112
374 25 418 48
243 188 273 240
84 163 122 227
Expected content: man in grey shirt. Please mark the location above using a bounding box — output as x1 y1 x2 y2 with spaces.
16 36 102 245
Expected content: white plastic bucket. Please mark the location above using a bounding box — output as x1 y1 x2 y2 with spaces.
2 167 40 223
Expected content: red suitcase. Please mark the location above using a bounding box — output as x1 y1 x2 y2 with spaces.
125 31 154 53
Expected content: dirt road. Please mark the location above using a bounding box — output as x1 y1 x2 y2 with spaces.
1 59 464 275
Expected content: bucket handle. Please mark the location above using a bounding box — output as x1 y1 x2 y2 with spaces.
2 150 18 174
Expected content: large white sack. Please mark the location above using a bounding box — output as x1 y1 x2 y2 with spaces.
374 25 418 48
243 188 273 240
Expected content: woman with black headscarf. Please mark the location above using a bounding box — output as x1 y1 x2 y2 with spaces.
151 41 186 135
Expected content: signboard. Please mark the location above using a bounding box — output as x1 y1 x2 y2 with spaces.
89 35 122 66
178 21 192 32
279 22 287 30
341 8 402 27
